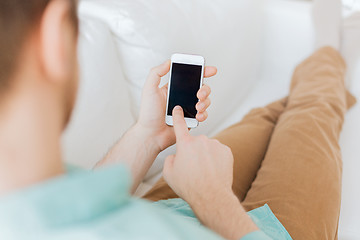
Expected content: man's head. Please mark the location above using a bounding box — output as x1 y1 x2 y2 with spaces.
0 0 79 126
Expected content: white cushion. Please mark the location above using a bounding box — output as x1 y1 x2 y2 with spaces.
62 17 134 168
79 0 266 137
77 0 267 181
339 10 360 240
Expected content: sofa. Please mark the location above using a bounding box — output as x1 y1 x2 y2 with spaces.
62 0 360 238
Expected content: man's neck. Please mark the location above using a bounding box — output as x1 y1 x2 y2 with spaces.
0 85 65 196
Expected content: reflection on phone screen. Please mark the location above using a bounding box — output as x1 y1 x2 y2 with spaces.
168 63 202 118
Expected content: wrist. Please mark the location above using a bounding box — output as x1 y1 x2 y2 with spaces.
132 123 162 154
190 188 236 216
95 123 161 169
190 189 258 240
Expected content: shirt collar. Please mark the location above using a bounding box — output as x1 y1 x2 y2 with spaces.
0 164 131 231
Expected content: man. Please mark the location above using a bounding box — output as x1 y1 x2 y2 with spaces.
0 0 356 240
0 0 264 239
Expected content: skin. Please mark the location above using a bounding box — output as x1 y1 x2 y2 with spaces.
0 0 258 239
96 60 217 193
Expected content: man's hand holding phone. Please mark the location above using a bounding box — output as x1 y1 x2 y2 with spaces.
97 59 216 193
136 60 217 152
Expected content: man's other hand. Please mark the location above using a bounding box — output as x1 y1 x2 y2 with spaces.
162 106 259 240
163 106 234 205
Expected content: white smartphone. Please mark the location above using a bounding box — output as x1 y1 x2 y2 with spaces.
165 53 205 128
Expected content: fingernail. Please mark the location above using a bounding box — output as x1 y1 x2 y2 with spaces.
174 106 182 111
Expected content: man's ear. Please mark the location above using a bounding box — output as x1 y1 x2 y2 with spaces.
39 0 71 83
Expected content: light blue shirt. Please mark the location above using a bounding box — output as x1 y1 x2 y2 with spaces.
0 164 292 240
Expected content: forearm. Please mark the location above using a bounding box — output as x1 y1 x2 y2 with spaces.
95 124 160 193
191 191 258 240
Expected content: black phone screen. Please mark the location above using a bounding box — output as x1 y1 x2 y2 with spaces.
167 63 202 118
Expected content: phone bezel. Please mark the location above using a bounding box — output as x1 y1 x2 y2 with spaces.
165 53 205 129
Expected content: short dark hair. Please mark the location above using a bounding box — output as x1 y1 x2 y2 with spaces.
0 0 78 92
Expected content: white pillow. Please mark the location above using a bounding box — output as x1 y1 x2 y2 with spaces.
62 17 134 168
342 11 360 91
79 0 266 137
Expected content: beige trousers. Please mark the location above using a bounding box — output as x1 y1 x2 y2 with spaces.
143 47 357 240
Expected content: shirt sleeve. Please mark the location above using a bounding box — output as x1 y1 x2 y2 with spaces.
240 231 273 240
64 163 84 173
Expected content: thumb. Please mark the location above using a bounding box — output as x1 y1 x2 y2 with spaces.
144 60 171 89
172 106 189 141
